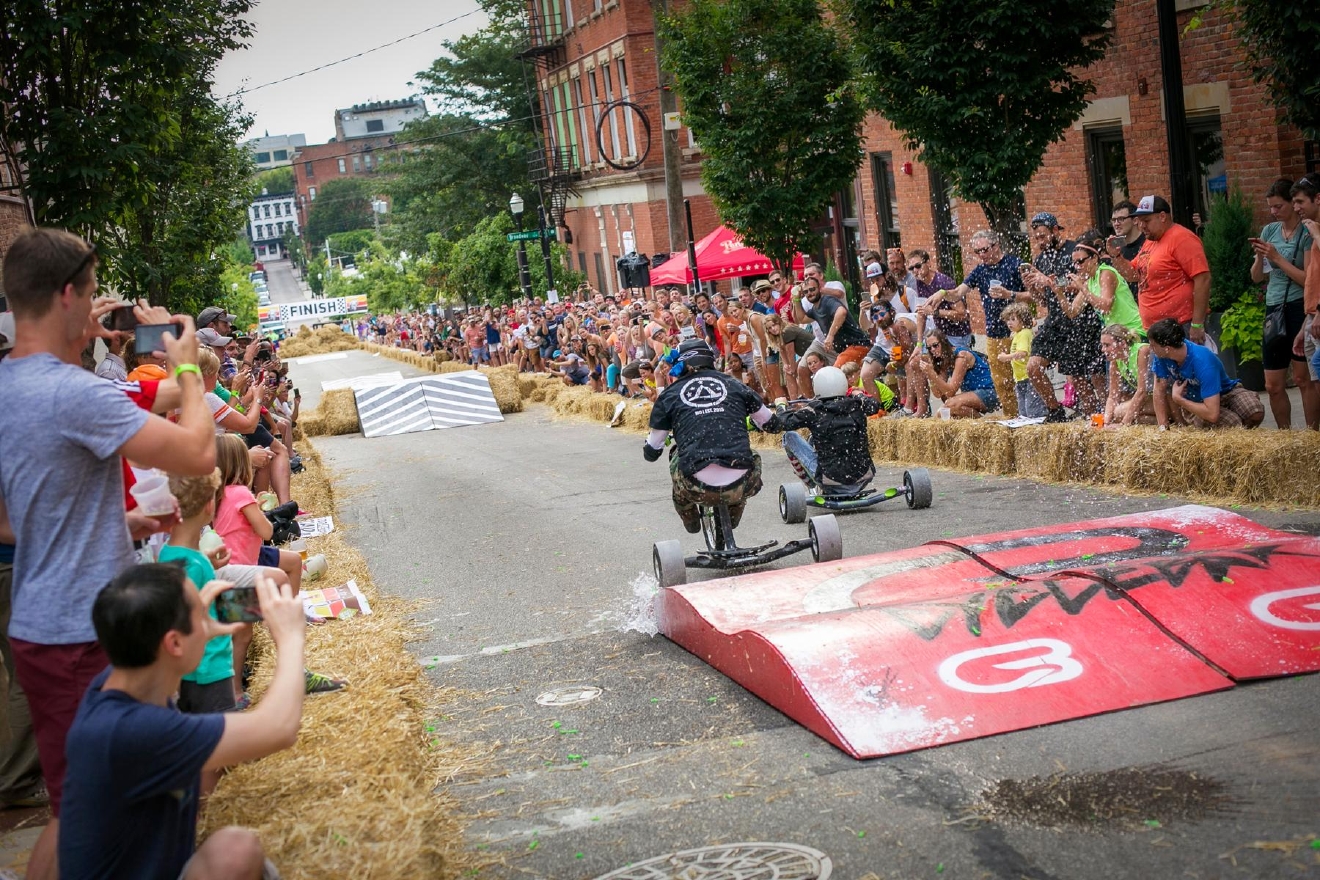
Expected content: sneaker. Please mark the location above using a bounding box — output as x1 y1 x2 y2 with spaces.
304 669 347 694
1043 406 1070 423
680 511 701 534
0 783 48 810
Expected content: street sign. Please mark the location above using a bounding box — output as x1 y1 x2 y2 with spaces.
506 229 556 242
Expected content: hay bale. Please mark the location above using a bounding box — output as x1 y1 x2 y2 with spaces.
481 369 523 414
201 443 476 879
437 361 474 373
280 326 359 358
300 388 360 436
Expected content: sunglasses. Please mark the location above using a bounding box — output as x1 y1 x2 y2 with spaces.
972 246 991 255
907 259 927 272
59 243 97 292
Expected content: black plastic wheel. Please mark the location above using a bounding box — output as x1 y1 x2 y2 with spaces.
904 468 933 509
809 514 842 563
779 483 808 524
653 540 686 588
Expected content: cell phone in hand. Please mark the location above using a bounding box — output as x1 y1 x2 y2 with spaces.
133 322 183 355
1108 235 1125 249
103 305 138 333
215 586 262 623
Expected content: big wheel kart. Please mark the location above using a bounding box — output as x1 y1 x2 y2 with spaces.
653 502 841 588
778 467 932 524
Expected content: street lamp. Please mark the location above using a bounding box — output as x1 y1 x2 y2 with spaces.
509 192 532 300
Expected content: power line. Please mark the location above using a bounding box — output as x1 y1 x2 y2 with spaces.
230 8 484 96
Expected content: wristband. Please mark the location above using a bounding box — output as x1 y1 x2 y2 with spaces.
174 364 202 379
1190 322 1204 329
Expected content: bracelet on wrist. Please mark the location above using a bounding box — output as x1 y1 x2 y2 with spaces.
174 364 202 379
1190 322 1204 329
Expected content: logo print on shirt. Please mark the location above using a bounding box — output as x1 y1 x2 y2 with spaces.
1249 586 1320 631
937 638 1083 694
680 377 728 409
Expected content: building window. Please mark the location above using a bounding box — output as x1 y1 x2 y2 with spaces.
559 80 578 166
255 151 271 164
588 70 603 162
273 203 281 217
273 149 288 161
1086 127 1129 231
616 58 636 157
266 225 274 239
277 222 285 234
579 251 588 275
573 76 593 166
869 153 901 251
304 161 314 176
366 119 385 133
600 63 621 161
352 155 361 172
594 252 606 291
263 205 271 218
309 187 317 201
338 158 346 174
364 152 373 170
1188 113 1225 222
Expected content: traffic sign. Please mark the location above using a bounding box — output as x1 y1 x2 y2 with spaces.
506 229 556 242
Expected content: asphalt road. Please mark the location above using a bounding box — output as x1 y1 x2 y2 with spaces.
288 350 1320 880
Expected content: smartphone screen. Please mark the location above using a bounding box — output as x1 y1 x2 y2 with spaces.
134 323 183 355
103 305 138 333
215 586 262 623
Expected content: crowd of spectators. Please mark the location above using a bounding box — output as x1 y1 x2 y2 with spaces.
363 187 1318 432
0 228 342 880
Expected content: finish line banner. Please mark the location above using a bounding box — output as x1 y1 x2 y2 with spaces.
260 295 368 323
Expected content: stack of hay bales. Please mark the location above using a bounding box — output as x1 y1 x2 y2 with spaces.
477 364 523 413
298 389 360 436
279 326 360 358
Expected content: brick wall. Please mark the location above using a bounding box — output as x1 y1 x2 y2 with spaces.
290 137 394 228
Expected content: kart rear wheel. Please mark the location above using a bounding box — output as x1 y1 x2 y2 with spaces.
779 482 807 524
904 468 933 510
653 540 686 588
809 514 842 563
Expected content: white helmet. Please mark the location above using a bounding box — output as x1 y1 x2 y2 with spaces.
812 365 848 399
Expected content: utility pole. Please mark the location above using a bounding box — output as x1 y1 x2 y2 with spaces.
1157 0 1194 226
538 201 557 303
652 0 686 256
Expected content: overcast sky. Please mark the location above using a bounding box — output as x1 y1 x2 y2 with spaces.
212 0 489 145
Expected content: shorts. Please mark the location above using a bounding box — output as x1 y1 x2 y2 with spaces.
765 351 781 365
1262 298 1306 371
178 677 237 714
11 638 109 816
621 360 645 380
1305 313 1317 380
215 563 281 587
833 345 871 369
804 340 834 366
257 545 281 567
487 341 502 353
1189 384 1264 429
971 386 1001 411
946 334 974 350
243 424 276 449
470 345 489 363
863 342 890 365
567 370 590 385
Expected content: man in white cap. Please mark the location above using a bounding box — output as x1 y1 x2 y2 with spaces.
1129 195 1210 342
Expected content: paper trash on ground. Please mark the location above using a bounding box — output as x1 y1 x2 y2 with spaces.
301 579 372 620
296 515 335 538
993 416 1048 428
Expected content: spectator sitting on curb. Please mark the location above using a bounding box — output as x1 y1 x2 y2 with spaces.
0 228 216 880
1148 318 1263 430
59 565 304 880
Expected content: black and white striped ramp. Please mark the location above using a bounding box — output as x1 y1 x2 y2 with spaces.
353 373 504 438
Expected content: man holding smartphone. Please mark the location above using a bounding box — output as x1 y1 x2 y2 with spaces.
0 228 216 880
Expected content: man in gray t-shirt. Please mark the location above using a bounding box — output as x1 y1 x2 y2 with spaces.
0 227 216 880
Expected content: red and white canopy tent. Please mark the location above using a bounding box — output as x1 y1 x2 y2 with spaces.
649 225 806 286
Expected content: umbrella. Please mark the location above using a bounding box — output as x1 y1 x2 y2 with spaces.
649 226 806 285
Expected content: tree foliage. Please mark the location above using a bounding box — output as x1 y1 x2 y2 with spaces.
304 178 376 246
1231 0 1320 140
443 213 583 305
842 0 1113 236
660 0 865 272
255 166 296 196
0 0 257 308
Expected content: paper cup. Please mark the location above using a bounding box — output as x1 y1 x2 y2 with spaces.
304 554 328 581
289 539 308 561
937 407 951 420
129 473 176 516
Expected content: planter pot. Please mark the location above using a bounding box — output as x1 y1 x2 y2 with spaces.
1237 359 1266 393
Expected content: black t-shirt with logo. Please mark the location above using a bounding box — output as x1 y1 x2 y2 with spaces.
649 369 764 477
803 295 871 353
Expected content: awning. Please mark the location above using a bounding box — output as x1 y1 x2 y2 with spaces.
649 226 805 285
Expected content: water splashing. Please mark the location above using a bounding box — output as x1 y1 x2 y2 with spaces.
620 572 661 636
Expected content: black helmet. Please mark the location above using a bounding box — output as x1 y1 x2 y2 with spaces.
676 338 716 371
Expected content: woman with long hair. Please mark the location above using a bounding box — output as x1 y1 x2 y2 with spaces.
911 329 1000 418
1100 323 1155 426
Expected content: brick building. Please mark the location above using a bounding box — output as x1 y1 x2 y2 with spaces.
525 0 1315 294
521 0 720 295
289 136 394 229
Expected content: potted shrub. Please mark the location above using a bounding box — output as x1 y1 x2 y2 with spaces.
1200 186 1257 377
1218 290 1266 391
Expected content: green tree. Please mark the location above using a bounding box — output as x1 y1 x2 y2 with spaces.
1231 0 1320 139
440 213 582 305
304 178 376 246
842 0 1113 237
660 0 865 272
255 166 296 195
0 0 256 307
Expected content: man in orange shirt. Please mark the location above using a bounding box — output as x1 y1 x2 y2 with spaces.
1130 195 1211 343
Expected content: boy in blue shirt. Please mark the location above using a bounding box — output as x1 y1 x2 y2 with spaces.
1148 318 1264 429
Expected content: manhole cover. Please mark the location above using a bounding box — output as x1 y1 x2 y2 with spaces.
593 843 832 879
535 685 603 707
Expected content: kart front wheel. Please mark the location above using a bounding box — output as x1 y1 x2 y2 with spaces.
779 482 808 524
904 468 933 510
809 514 842 563
653 540 687 588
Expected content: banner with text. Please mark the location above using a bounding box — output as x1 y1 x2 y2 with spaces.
260 295 369 323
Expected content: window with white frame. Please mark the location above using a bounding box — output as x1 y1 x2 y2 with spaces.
600 63 620 160
338 158 346 173
309 187 317 200
574 76 593 166
616 57 636 157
